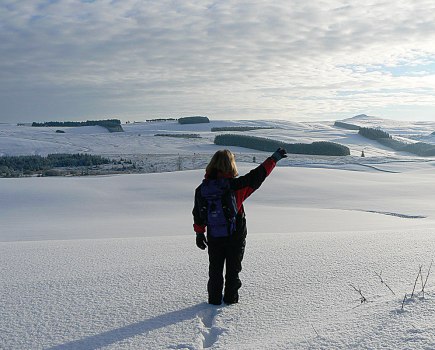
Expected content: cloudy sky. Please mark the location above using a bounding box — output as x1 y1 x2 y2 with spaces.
1 0 435 123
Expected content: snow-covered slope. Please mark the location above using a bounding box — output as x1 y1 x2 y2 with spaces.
2 116 435 158
342 114 435 143
1 165 435 349
1 165 434 242
2 230 434 349
1 116 435 349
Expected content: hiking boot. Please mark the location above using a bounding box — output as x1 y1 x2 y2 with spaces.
208 296 222 305
223 295 239 305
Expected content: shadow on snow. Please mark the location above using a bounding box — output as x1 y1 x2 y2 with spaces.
47 302 211 350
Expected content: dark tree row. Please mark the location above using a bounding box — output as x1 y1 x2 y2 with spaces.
146 118 178 122
334 121 361 130
178 116 210 124
154 133 201 138
211 126 275 132
32 119 123 132
0 154 111 177
357 127 435 156
358 127 391 140
402 142 435 157
214 134 350 156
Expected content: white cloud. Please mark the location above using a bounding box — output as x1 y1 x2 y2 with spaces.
1 0 435 122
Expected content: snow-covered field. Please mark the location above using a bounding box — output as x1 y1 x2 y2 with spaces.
2 115 435 159
1 116 435 349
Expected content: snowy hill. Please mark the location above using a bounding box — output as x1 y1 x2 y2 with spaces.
1 116 435 349
342 114 435 141
2 116 435 161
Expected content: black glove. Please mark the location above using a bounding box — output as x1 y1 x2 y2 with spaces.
196 233 208 250
271 148 287 162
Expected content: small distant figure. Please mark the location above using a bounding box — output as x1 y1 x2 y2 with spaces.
253 156 256 163
361 150 365 157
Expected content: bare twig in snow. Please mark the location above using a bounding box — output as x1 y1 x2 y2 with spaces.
374 271 396 296
350 283 368 303
311 324 320 337
421 259 433 298
410 265 422 299
401 294 407 310
420 268 424 292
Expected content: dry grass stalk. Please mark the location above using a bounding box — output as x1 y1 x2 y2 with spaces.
350 283 368 304
374 271 396 296
401 294 407 310
421 260 433 298
410 265 422 299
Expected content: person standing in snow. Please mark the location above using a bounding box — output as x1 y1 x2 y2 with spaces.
192 148 287 305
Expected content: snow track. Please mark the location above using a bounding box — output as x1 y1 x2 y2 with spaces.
347 209 427 219
197 307 225 349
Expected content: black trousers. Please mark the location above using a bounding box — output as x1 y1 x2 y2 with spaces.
207 235 246 303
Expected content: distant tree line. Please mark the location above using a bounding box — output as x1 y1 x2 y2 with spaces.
211 126 276 132
0 154 111 177
358 127 391 140
214 134 350 156
146 118 178 122
400 142 435 157
334 121 360 130
154 133 201 138
376 138 405 149
32 119 123 132
178 116 210 124
378 139 435 157
358 127 435 156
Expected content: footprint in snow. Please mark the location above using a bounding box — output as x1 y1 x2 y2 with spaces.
197 306 225 349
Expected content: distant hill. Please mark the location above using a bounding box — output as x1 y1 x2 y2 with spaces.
340 114 386 125
349 114 371 119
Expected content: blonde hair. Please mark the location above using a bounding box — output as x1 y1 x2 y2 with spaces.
206 150 238 177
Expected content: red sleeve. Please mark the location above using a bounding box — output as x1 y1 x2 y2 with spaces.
193 223 206 234
262 157 276 176
233 157 277 210
192 185 206 234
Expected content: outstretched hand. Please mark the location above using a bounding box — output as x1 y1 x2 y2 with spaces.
271 148 287 162
196 233 208 250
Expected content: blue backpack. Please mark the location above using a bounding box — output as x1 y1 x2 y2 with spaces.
200 178 238 237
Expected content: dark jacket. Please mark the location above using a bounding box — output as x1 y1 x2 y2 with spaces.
192 157 277 237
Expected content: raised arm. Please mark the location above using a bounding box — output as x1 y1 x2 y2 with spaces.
231 148 287 203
